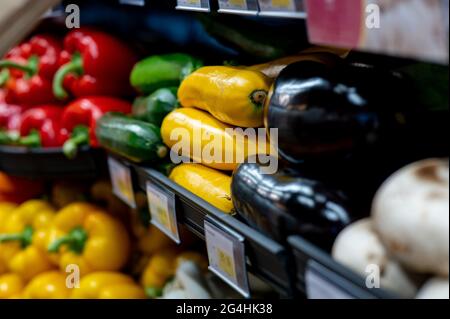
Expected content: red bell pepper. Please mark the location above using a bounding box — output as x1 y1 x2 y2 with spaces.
0 89 24 132
60 97 132 158
53 28 137 100
18 105 64 148
0 35 63 106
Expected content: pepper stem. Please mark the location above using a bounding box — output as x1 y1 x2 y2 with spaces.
63 125 90 159
18 129 41 147
0 69 10 87
0 130 19 145
47 227 88 254
53 52 83 100
0 55 39 77
0 226 34 248
250 90 268 109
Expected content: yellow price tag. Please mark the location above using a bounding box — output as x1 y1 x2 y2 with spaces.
271 0 292 9
108 157 136 208
217 247 236 279
187 0 201 4
146 181 180 243
229 0 246 6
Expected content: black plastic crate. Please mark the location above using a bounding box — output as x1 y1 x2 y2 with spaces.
0 145 106 179
288 236 395 299
132 163 296 297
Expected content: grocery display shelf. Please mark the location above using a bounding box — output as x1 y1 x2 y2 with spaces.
0 146 106 179
288 236 395 299
119 158 297 298
109 156 401 299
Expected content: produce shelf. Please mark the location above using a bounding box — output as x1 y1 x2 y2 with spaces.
288 236 395 299
0 146 106 179
121 159 297 297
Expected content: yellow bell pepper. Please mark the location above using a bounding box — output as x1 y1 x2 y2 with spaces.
0 273 25 299
71 272 145 299
141 250 177 297
0 200 56 281
169 164 234 213
175 251 208 273
45 203 130 276
178 66 271 128
161 108 274 171
0 202 17 275
22 271 70 299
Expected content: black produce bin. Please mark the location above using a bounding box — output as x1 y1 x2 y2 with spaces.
0 146 106 179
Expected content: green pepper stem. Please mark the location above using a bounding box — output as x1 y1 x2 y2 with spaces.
53 52 83 100
0 226 33 248
47 227 88 254
0 55 39 77
18 130 41 148
0 69 10 87
63 125 90 159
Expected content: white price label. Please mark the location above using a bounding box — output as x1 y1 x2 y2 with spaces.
204 219 249 298
108 157 136 208
305 261 354 299
146 181 180 244
176 0 210 10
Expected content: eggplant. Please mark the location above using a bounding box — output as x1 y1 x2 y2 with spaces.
231 157 353 250
264 60 414 164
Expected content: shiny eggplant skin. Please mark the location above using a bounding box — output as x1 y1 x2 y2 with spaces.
231 159 353 249
264 60 412 164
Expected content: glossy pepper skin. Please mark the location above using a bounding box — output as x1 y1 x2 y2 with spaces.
231 157 352 250
0 203 17 275
0 35 62 106
71 271 145 299
141 250 178 298
17 105 64 148
45 203 130 276
0 273 25 299
22 271 70 299
0 89 24 132
264 60 412 163
53 28 137 100
60 97 132 158
0 200 56 281
178 66 271 127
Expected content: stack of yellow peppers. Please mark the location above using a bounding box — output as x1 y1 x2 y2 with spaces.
0 199 143 299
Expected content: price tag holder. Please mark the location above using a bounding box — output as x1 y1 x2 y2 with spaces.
257 0 305 18
146 181 180 244
217 0 258 15
176 0 210 12
204 217 250 298
305 260 356 299
108 157 136 209
118 0 145 6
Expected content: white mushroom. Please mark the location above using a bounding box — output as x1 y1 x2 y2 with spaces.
416 277 449 299
332 218 420 298
372 159 449 276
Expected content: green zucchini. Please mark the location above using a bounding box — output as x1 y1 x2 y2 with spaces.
130 54 203 95
96 113 168 163
132 87 178 126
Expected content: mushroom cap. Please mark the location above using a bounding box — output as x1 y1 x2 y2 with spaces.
332 218 419 297
416 277 449 299
372 158 449 276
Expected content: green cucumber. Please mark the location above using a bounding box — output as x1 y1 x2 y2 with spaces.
132 87 179 126
96 113 168 163
130 54 203 95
